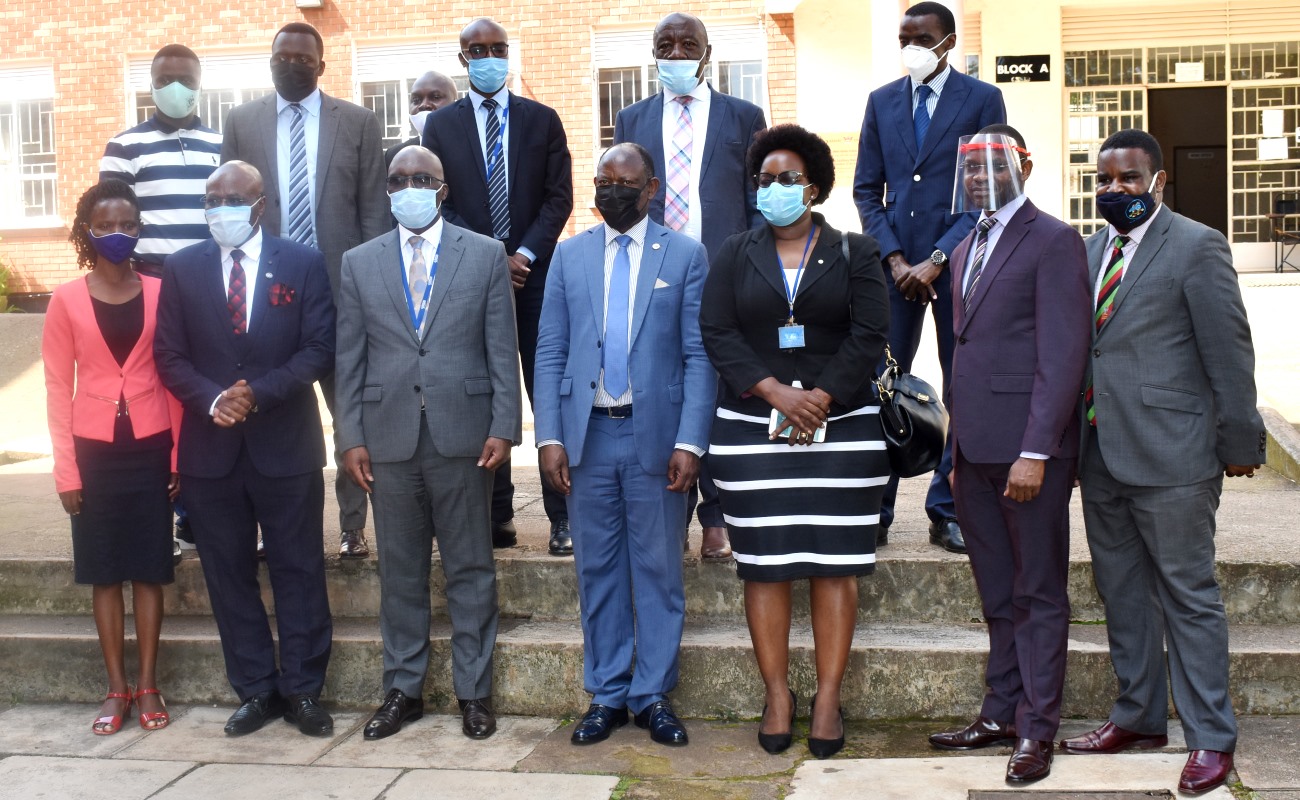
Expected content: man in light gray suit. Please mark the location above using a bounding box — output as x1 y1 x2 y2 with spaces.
334 146 521 742
1061 129 1266 797
221 21 389 559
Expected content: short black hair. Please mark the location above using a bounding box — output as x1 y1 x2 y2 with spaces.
978 123 1026 151
600 142 656 181
1099 128 1164 173
153 44 200 65
69 180 141 271
746 124 835 206
904 2 957 37
274 22 324 58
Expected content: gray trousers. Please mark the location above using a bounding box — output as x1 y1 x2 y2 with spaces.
1080 437 1236 752
370 423 498 701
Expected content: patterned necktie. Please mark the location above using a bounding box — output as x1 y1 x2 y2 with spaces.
603 235 633 398
286 103 315 247
482 98 511 241
227 249 247 335
1085 235 1131 427
407 235 428 325
962 218 997 312
664 96 693 231
913 84 933 149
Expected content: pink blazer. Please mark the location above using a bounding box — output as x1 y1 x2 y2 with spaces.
43 275 181 493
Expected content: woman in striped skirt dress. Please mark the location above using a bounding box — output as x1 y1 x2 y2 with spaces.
699 125 890 759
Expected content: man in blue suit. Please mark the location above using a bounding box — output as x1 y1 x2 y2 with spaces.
534 143 715 748
155 161 337 738
613 12 766 560
853 1 1006 553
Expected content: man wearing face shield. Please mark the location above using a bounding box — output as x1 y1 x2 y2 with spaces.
853 1 1006 556
927 126 1091 786
385 71 459 170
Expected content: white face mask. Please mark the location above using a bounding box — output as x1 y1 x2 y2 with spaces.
409 109 432 138
901 34 952 82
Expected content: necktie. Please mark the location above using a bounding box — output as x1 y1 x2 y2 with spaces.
664 96 693 231
482 98 511 241
603 235 632 398
914 84 934 149
962 218 997 311
407 235 428 328
286 103 315 247
1085 235 1131 426
227 249 247 335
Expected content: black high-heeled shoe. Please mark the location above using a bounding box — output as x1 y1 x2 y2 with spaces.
757 688 797 754
807 692 845 759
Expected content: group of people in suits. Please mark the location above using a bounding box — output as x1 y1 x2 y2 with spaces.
42 5 1265 793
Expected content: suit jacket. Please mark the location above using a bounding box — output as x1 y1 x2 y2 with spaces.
949 199 1091 464
613 87 766 261
853 70 1006 263
699 214 890 417
533 220 714 474
43 275 181 492
155 234 336 479
220 91 390 299
335 223 522 461
1082 208 1266 486
421 93 573 290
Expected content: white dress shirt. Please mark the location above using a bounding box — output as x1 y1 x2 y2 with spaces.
911 63 950 116
467 87 535 264
660 80 712 245
397 217 445 336
275 89 321 236
210 227 265 415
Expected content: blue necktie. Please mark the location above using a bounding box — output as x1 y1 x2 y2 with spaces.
482 98 511 241
286 103 314 247
603 235 632 398
913 84 933 149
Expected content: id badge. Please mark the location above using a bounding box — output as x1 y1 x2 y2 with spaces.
778 323 806 349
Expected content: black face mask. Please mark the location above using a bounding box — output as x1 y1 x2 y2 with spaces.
1096 190 1157 233
594 184 646 232
271 62 318 103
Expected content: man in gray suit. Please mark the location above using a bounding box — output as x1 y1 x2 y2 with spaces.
334 145 520 742
1061 129 1266 797
221 21 389 559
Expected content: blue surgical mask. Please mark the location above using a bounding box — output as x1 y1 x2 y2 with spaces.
390 187 441 230
656 58 703 95
756 183 811 228
87 231 138 264
205 205 259 249
466 57 509 94
151 80 199 119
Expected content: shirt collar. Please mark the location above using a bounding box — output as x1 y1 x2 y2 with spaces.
397 216 445 249
277 89 322 116
604 214 650 247
1106 202 1163 247
911 63 951 95
150 113 202 133
469 85 510 112
663 80 711 105
980 192 1029 227
220 226 264 262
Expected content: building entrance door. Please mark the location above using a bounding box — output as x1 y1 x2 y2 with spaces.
1148 86 1228 237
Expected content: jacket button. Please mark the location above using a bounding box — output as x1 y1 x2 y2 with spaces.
414 385 421 392
419 348 427 356
913 174 921 182
597 340 602 348
1093 349 1101 357
958 336 967 344
590 381 597 389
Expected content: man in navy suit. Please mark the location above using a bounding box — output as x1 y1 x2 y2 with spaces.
422 17 575 556
927 127 1091 784
155 161 337 738
533 143 715 748
854 2 1006 553
613 12 767 560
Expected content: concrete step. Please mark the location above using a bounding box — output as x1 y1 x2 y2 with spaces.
2 614 1298 720
2 554 1298 626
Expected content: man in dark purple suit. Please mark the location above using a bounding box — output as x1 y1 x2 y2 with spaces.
926 126 1091 784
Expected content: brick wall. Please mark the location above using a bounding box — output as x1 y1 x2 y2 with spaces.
0 1 795 292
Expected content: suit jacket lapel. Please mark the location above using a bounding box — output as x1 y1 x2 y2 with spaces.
458 98 489 186
422 225 464 343
630 224 668 347
918 74 971 164
259 97 280 208
198 240 241 349
584 228 607 334
376 230 419 344
791 224 836 299
507 93 525 196
314 93 340 209
247 238 278 347
960 202 1035 329
699 87 726 181
747 227 788 302
950 234 974 330
891 78 918 163
1105 208 1171 329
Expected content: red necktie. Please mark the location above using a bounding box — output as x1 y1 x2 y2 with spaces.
227 249 247 335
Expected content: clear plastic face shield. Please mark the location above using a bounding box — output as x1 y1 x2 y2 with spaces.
951 134 1030 214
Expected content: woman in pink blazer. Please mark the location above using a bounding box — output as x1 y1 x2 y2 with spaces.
43 180 181 735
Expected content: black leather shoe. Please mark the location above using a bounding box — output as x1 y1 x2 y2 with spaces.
876 527 888 547
492 521 517 548
929 716 1018 750
284 694 333 736
807 693 845 759
459 697 496 739
571 703 628 745
339 529 369 559
634 699 688 746
364 688 424 740
929 518 966 554
758 689 797 754
549 518 573 556
1005 738 1053 784
224 690 287 736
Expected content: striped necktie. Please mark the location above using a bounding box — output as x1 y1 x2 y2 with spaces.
285 103 314 247
664 96 693 231
482 97 511 241
962 217 997 312
914 84 933 148
1085 235 1130 426
227 249 247 335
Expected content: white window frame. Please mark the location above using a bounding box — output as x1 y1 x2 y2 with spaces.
0 65 59 228
127 52 274 133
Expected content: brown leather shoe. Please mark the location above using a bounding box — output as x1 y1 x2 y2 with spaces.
1060 720 1168 754
1005 738 1053 784
339 529 369 559
459 697 496 739
700 526 732 560
929 716 1018 750
1178 750 1233 796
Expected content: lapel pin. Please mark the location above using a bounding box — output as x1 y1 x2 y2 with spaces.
652 243 661 250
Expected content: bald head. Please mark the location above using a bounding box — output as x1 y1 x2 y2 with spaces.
654 12 707 43
598 143 655 182
389 145 444 179
207 160 263 198
409 71 458 115
460 17 507 49
652 12 710 84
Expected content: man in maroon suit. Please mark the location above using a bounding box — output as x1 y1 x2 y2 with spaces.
926 125 1091 784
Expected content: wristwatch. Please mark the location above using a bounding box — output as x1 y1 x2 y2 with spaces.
929 249 948 267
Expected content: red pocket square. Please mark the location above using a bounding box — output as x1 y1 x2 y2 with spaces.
269 283 295 306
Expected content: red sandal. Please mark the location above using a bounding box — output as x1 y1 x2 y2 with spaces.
92 689 133 735
135 688 170 730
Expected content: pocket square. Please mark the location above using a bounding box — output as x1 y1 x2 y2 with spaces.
654 278 670 289
269 283 296 306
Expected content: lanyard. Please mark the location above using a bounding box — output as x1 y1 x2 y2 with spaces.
485 104 509 179
399 238 441 332
779 225 818 323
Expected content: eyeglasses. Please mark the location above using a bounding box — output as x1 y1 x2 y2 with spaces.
386 174 446 192
463 43 509 60
754 171 805 189
201 194 262 209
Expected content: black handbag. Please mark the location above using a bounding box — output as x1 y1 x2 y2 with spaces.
873 345 948 478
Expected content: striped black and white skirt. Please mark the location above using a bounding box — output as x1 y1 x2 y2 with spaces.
708 403 889 582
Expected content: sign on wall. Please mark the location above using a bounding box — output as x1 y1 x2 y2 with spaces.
995 55 1051 83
